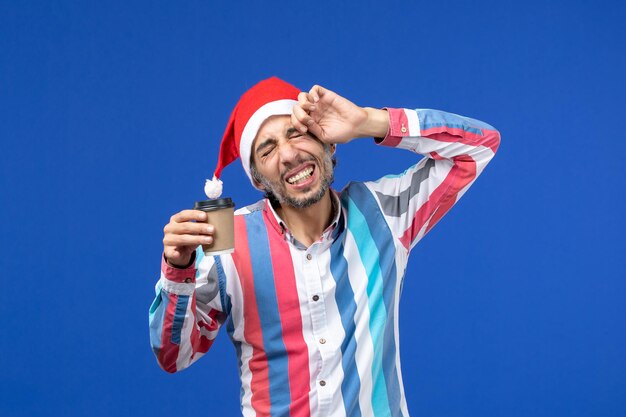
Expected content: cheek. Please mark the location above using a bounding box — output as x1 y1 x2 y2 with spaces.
258 159 282 180
297 142 325 158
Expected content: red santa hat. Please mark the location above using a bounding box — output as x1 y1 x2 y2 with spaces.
205 77 300 198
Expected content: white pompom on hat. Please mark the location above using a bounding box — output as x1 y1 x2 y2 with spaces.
205 77 300 198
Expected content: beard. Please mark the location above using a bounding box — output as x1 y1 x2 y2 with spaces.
255 146 335 209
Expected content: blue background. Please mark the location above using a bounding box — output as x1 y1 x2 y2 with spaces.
2 1 625 416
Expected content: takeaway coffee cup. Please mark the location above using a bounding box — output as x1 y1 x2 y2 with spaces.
193 198 235 256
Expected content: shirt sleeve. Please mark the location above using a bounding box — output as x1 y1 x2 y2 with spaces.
366 107 501 251
148 247 229 373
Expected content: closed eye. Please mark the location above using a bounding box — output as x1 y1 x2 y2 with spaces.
255 138 277 158
286 127 303 140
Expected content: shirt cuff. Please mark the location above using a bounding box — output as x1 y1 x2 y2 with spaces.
161 254 197 284
376 108 421 147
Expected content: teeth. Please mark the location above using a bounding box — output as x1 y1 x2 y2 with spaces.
287 167 314 184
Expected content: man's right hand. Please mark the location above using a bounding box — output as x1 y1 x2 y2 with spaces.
291 85 389 144
163 210 214 268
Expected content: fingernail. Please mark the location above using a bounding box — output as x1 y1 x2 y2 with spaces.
204 236 213 244
300 126 307 132
207 225 214 233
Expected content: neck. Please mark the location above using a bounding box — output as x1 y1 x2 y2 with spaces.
275 190 335 247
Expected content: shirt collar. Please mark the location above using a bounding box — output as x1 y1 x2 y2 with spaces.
263 189 342 248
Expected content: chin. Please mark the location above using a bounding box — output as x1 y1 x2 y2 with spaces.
279 183 328 209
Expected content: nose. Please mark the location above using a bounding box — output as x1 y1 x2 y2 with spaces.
277 140 299 165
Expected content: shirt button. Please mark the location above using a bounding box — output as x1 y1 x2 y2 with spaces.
401 125 407 133
306 254 312 260
319 380 326 386
319 338 326 344
184 278 193 283
312 295 319 301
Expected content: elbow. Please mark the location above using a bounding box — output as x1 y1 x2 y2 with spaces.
161 365 179 374
157 359 183 374
468 128 500 167
152 347 185 374
486 128 501 155
158 362 178 374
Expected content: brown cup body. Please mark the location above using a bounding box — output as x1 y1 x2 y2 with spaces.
194 199 235 256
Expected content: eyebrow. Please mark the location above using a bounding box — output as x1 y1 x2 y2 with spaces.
255 138 277 155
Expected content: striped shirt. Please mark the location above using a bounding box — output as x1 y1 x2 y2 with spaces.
149 108 500 416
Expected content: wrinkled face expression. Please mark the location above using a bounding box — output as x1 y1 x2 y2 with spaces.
251 115 334 209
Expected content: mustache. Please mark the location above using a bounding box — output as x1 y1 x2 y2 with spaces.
280 156 317 177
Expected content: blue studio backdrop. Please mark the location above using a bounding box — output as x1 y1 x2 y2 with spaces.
1 1 625 416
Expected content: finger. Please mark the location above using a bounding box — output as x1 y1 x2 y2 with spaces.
171 209 207 223
165 221 214 236
309 85 328 103
163 233 213 247
291 110 308 133
298 102 316 112
297 92 316 110
297 91 312 105
292 105 314 126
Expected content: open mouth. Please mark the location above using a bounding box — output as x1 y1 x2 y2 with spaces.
285 165 315 185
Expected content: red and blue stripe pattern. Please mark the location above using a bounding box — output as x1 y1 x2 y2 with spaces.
149 107 500 416
232 210 312 416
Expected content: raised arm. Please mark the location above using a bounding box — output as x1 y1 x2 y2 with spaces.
290 86 500 251
367 107 500 250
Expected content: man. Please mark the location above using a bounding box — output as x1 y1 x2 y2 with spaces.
150 77 500 416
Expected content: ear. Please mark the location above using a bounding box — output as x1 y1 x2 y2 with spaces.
252 177 265 190
249 167 266 190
